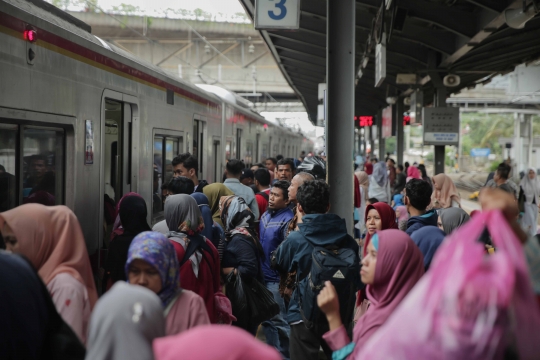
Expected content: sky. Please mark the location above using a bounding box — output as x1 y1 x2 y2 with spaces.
59 0 248 20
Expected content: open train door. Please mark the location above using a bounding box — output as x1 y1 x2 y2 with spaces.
99 90 139 277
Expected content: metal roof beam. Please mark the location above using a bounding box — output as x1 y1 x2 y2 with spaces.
277 51 326 67
440 0 526 67
274 45 326 60
267 32 326 51
280 57 326 71
463 0 509 14
272 38 326 58
399 2 478 39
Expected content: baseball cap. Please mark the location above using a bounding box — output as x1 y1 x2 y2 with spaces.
240 169 254 180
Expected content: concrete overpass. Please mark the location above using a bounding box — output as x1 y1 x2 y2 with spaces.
69 11 303 111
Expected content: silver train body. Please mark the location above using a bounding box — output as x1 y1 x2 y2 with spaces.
0 0 312 256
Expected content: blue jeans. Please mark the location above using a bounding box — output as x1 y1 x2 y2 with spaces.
262 281 290 360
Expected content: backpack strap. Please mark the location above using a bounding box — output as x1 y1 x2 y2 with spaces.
292 231 315 329
296 270 314 329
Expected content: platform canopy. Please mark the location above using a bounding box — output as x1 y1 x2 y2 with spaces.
238 0 540 123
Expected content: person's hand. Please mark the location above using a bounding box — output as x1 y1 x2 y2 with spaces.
479 187 519 221
479 187 527 244
317 281 343 330
284 287 293 300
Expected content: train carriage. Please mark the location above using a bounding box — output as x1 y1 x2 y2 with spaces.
0 0 312 260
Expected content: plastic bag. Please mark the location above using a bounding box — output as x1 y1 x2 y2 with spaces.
359 210 540 360
225 271 279 328
225 271 248 328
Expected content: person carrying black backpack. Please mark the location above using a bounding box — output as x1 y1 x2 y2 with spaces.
273 180 361 359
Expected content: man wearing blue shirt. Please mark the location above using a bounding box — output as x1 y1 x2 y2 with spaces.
259 180 293 359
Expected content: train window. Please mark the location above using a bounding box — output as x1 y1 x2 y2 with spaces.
245 141 253 167
225 140 232 160
261 143 268 162
213 139 221 183
236 129 242 160
23 127 65 206
152 134 180 221
255 134 260 163
0 124 65 211
193 120 204 178
0 124 18 212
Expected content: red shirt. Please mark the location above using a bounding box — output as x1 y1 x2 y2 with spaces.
170 238 221 323
256 188 271 219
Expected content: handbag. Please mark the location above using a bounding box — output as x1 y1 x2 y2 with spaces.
359 210 540 360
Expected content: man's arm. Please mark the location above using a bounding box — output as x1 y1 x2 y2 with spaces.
273 233 299 273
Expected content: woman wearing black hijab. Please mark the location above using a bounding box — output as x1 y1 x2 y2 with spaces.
0 251 85 359
103 195 151 288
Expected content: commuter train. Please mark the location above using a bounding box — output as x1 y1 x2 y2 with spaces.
0 0 313 258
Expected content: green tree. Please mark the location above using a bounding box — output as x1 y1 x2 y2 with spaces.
111 3 141 15
385 137 396 154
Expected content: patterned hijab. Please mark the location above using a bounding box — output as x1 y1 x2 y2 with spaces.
165 194 204 237
219 195 256 239
126 231 180 307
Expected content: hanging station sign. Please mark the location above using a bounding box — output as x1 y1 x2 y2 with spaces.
255 0 301 30
422 107 460 146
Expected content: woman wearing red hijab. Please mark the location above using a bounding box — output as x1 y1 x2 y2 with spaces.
363 202 398 258
364 162 373 175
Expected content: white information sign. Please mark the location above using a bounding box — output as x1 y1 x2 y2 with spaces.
375 35 386 87
422 107 460 146
255 0 301 30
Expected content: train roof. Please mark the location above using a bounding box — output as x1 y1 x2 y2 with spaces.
2 0 306 138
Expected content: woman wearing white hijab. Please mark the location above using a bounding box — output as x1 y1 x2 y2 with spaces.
368 161 391 203
85 282 165 360
520 168 540 236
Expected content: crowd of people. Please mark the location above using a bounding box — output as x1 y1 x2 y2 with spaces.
1 151 540 360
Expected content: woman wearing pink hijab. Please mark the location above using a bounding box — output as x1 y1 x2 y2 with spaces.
0 204 98 344
406 166 421 182
317 229 424 359
431 173 461 209
153 325 281 360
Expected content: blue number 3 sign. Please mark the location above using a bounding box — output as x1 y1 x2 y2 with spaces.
268 0 287 20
